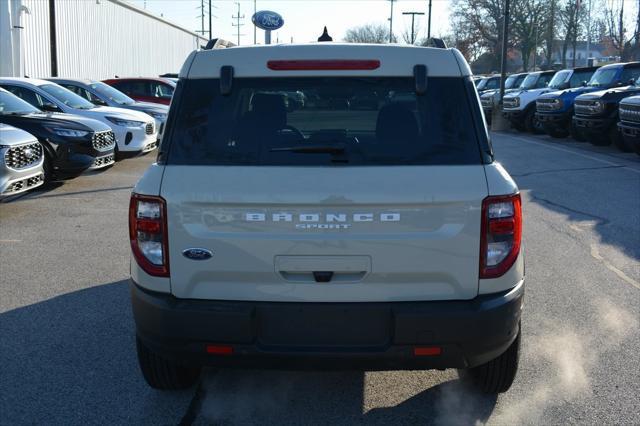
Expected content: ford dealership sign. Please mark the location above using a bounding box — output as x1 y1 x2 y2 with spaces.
252 10 284 31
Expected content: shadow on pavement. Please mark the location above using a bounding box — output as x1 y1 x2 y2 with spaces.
0 280 192 424
1 280 498 425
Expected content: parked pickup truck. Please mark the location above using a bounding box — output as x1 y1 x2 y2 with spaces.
480 72 528 125
617 95 640 155
129 43 524 394
502 70 556 132
573 66 640 151
534 66 599 138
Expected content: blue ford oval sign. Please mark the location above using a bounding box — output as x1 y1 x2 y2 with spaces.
252 10 284 31
182 248 213 261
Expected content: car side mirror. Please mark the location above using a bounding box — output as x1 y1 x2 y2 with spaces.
629 79 636 86
41 102 60 112
581 81 588 87
616 80 624 87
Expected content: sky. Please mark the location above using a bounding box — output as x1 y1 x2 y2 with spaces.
129 0 452 45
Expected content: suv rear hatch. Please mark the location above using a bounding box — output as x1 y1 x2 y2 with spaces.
160 73 489 302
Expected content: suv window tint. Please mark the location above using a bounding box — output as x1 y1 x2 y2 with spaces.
151 82 174 98
1 85 44 108
127 81 150 96
621 67 640 84
166 77 483 166
485 78 500 90
570 70 594 87
535 74 554 88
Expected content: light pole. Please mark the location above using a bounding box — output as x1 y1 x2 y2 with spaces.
402 12 425 44
427 0 432 39
253 0 257 44
388 0 395 43
499 0 510 104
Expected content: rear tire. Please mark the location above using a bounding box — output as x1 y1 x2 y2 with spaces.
136 337 201 390
459 328 521 394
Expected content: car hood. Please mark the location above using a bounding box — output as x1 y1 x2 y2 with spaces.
620 94 640 106
119 102 168 116
575 86 639 102
0 112 111 132
81 105 155 122
0 123 38 146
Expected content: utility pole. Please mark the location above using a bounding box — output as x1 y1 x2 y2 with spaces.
232 2 245 46
427 0 433 39
586 0 592 64
208 0 212 40
402 12 425 44
499 0 511 104
388 0 395 43
533 17 538 70
254 0 257 44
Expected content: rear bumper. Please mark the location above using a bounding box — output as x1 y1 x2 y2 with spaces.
131 279 524 371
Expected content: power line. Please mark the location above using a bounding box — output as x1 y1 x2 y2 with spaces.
402 11 424 44
232 1 245 46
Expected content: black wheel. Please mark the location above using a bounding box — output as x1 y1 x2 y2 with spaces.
570 122 587 142
610 125 632 152
524 109 543 134
136 337 201 390
546 127 569 138
459 329 521 394
588 133 611 146
42 154 55 184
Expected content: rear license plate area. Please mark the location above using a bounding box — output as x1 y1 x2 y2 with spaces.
256 304 391 349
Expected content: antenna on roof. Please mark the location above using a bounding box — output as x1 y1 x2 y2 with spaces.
318 27 332 42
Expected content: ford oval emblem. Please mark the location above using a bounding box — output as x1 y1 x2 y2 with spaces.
182 248 213 260
251 10 284 31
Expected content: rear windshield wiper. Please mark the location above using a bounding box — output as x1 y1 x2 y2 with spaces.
270 144 345 154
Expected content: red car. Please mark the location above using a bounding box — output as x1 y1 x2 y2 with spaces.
102 77 176 106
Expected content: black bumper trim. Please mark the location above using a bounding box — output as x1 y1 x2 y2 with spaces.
131 280 524 370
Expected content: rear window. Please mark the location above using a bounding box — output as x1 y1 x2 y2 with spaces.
166 77 483 166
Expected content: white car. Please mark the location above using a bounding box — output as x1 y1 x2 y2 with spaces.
501 70 556 132
0 78 158 159
129 42 524 394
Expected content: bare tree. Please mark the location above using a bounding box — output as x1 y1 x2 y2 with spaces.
401 24 420 45
559 0 583 67
343 23 397 44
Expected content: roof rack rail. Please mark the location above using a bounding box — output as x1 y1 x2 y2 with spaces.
203 38 236 50
424 38 447 49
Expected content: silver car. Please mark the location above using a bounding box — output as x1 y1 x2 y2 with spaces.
0 124 45 197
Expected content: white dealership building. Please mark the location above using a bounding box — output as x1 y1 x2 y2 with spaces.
1 0 207 79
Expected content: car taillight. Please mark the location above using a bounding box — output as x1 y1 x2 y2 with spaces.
480 194 522 279
129 193 169 277
267 59 381 70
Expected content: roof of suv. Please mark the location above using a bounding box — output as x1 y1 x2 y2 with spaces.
182 43 471 79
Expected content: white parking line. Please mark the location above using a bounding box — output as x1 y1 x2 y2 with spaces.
590 244 640 290
496 133 640 174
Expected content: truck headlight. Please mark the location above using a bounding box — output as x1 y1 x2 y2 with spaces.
591 101 605 113
46 127 89 137
106 116 144 127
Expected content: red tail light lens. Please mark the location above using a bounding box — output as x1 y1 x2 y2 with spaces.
480 194 522 279
267 59 381 71
129 194 169 277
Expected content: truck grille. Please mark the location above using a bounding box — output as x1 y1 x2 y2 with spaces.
4 142 43 170
574 99 602 116
481 97 492 108
92 131 116 151
619 103 640 123
145 122 155 135
536 98 557 112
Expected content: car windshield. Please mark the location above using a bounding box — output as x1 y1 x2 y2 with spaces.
40 84 95 109
588 68 618 87
548 70 571 89
90 82 135 105
166 77 483 166
476 78 488 90
520 73 540 90
0 90 41 115
504 75 518 89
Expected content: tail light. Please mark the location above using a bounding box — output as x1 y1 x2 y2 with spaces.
267 60 381 70
129 193 169 277
480 194 522 279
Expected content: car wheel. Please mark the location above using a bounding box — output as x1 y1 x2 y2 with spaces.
42 154 55 185
610 125 633 152
136 336 201 390
588 133 612 146
570 122 586 142
525 109 543 134
459 328 521 394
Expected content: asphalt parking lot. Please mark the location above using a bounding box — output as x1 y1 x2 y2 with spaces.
1 133 639 425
